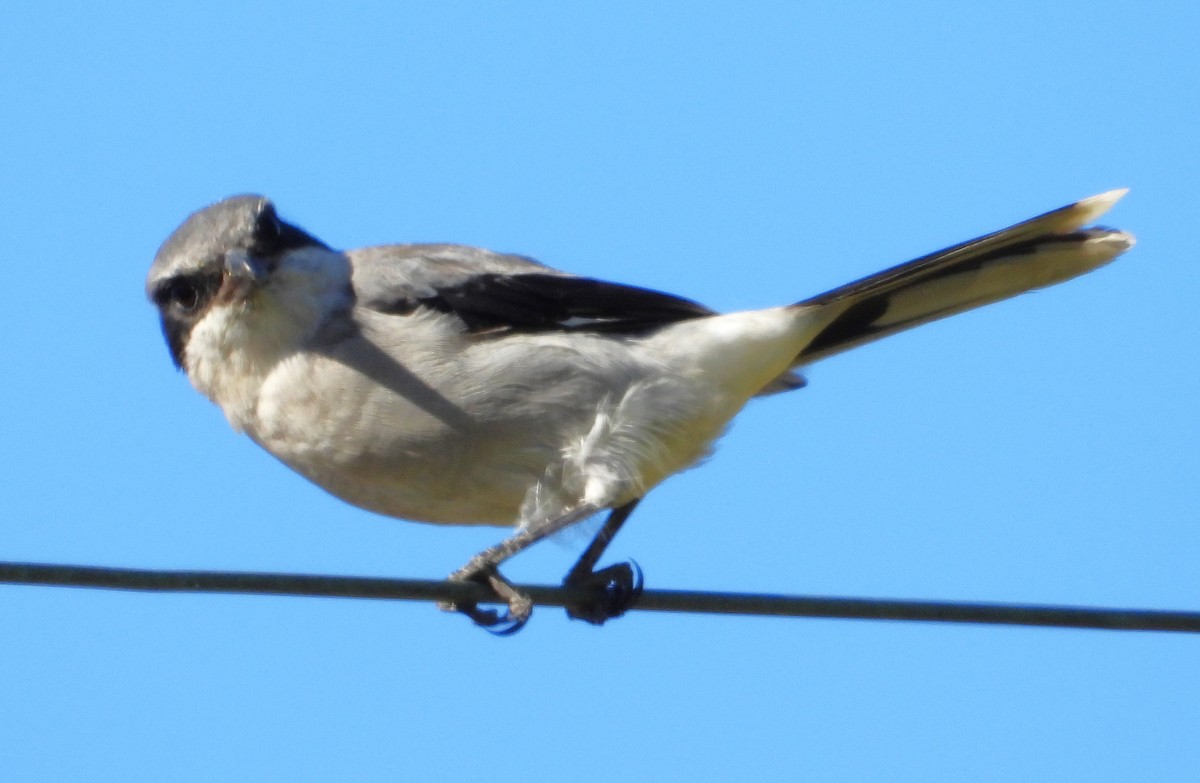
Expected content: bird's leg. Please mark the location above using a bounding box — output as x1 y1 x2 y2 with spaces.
562 499 644 625
442 504 600 633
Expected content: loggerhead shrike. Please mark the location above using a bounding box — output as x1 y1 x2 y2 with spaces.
147 190 1133 631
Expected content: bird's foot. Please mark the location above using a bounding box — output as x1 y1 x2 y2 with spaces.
563 560 643 625
440 559 533 635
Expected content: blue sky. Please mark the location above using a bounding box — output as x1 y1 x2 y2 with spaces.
2 2 1198 780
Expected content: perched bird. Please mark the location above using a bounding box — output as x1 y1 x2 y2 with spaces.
146 190 1133 631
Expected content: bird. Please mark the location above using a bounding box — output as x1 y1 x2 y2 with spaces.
146 189 1134 631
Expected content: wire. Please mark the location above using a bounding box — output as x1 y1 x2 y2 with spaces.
1 560 1196 633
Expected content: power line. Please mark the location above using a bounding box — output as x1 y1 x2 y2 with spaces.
1 560 1196 633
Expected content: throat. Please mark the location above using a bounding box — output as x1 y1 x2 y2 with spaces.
184 252 351 431
184 303 302 430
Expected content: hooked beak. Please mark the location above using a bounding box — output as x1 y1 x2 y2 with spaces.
222 249 270 300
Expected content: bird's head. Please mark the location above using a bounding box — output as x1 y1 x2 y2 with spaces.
147 196 352 424
146 195 348 368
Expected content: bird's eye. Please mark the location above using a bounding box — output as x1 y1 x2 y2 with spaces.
161 279 200 312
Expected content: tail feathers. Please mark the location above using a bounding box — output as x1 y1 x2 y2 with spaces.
793 190 1134 365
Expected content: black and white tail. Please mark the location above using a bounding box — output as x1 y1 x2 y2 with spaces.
794 190 1134 365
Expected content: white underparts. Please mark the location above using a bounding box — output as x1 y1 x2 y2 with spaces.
520 382 675 528
185 248 351 431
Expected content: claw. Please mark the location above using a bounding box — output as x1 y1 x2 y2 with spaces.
441 561 534 634
564 560 644 625
456 602 530 636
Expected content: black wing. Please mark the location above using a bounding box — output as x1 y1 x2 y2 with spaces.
382 272 715 336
